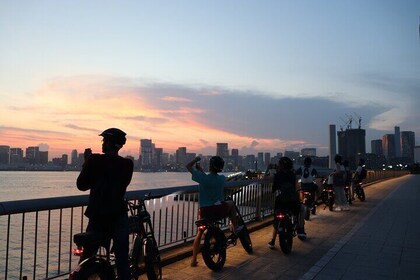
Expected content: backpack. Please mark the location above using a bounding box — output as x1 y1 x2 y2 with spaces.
300 166 314 184
359 167 367 180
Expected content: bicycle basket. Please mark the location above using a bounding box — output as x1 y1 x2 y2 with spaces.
128 216 140 234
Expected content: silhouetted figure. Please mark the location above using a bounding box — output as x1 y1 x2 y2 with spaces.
77 128 133 280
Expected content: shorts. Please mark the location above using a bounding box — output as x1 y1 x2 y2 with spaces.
199 202 230 220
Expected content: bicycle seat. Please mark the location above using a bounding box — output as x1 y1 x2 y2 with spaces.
73 232 110 248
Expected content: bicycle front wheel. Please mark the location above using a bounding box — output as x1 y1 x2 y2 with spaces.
144 238 162 280
238 224 253 254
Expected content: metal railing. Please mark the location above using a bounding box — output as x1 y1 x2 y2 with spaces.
0 170 408 280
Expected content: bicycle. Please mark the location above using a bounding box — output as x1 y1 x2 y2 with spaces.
195 189 253 272
320 177 335 211
275 207 298 254
69 194 162 280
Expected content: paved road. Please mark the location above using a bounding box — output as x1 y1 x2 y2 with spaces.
141 175 420 280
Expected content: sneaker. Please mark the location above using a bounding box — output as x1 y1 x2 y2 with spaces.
234 225 244 235
298 232 307 240
268 240 275 249
334 207 342 211
342 207 350 211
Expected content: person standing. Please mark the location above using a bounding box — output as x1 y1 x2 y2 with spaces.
331 154 349 211
76 128 134 280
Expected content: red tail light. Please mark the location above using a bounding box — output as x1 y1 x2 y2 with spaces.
198 225 207 232
276 213 285 219
72 246 84 256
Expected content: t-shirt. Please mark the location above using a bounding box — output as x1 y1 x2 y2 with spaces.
296 166 317 184
191 168 226 208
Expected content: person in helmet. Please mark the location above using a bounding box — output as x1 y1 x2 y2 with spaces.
268 157 306 249
186 155 241 267
296 157 319 214
76 128 134 280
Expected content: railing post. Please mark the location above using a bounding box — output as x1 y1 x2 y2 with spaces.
255 182 262 221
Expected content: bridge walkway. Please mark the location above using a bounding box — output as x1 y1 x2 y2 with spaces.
146 175 420 280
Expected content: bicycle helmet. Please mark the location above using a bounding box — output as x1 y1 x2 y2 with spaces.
99 128 127 148
304 157 312 167
334 154 342 164
209 156 224 172
278 157 293 170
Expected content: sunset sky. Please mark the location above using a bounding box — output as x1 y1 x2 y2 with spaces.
1 1 419 159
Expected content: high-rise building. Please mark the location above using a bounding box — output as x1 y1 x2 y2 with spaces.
284 151 300 161
301 148 316 157
26 146 40 164
264 152 271 167
39 151 49 164
0 145 10 164
329 125 337 169
71 149 78 166
401 131 415 163
382 134 395 160
394 126 401 158
337 128 366 167
10 148 23 165
176 147 187 169
62 154 68 166
371 139 383 156
231 149 240 170
154 148 163 170
257 152 264 170
216 143 229 159
415 146 420 163
140 139 153 168
245 154 256 170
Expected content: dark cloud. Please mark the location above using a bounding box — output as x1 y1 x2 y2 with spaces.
64 124 99 133
125 82 387 150
123 115 168 124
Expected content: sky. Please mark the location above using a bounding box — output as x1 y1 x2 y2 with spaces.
1 0 419 159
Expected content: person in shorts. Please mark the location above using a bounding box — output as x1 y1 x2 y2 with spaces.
186 156 241 267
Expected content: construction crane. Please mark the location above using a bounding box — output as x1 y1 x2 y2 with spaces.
353 112 362 129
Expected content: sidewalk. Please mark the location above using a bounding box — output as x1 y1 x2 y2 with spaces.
147 175 420 280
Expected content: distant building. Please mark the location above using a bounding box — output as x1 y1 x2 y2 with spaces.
176 147 187 170
39 151 49 165
10 148 24 165
245 154 256 170
394 126 401 158
216 143 229 159
26 146 40 165
284 151 300 161
371 139 383 156
0 145 10 164
140 139 153 168
257 152 264 171
71 149 78 166
337 128 366 167
415 146 420 164
382 134 395 160
401 131 415 163
329 124 337 169
264 152 271 167
301 148 316 157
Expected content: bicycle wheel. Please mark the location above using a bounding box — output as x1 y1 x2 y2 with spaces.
71 258 114 280
202 227 226 272
358 188 366 202
278 220 293 254
238 225 253 254
144 238 162 280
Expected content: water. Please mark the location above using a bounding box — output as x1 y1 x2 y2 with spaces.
0 171 200 279
0 171 195 202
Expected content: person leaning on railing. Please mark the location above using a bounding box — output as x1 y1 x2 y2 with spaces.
76 128 134 280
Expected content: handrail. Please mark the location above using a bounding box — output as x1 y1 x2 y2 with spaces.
0 180 260 216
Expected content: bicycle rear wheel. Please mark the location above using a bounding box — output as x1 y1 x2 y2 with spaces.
144 238 162 280
70 258 114 280
202 227 226 271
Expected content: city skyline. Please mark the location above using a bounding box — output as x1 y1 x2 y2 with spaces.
1 1 419 159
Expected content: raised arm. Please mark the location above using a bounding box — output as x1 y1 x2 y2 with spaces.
186 156 201 173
